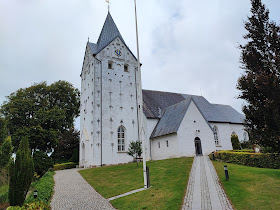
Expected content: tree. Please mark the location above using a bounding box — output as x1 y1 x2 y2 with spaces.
1 81 80 152
127 141 142 166
0 136 13 169
237 0 280 153
9 137 34 206
33 150 53 177
51 128 80 163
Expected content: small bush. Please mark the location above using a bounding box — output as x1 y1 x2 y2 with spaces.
240 140 252 149
210 151 280 169
33 151 54 177
53 162 76 171
231 134 241 150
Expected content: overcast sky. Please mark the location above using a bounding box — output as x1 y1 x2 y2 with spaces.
1 0 280 129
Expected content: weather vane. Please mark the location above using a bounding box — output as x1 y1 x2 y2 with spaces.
106 0 111 11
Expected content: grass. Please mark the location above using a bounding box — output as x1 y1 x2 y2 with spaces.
79 157 193 210
212 161 280 210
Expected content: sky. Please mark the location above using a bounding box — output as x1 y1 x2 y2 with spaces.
1 0 280 129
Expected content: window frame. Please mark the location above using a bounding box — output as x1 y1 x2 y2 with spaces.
213 126 219 146
124 64 129 72
108 60 113 69
117 125 125 151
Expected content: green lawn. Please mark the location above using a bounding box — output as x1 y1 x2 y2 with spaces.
212 161 280 210
79 157 193 210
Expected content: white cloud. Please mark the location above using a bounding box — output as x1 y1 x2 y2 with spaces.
0 0 279 127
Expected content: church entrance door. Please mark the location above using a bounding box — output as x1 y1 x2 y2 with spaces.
194 137 203 156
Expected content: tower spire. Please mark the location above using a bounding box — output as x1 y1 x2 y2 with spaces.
106 0 111 12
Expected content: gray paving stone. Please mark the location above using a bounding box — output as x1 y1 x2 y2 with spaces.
182 156 233 210
50 168 115 210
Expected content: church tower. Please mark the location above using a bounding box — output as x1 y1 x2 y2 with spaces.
80 12 140 167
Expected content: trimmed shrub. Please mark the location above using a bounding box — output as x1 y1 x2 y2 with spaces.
25 171 55 206
9 137 34 206
231 134 241 150
33 151 54 177
53 162 76 171
210 151 280 169
232 149 254 153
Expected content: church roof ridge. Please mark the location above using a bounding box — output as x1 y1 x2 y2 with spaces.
142 89 199 98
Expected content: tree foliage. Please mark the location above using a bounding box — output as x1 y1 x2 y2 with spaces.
231 134 241 150
1 81 80 152
51 128 79 163
127 141 142 166
33 150 53 177
0 136 13 169
9 137 34 206
237 0 280 153
0 114 8 145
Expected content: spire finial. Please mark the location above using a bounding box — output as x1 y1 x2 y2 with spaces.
106 0 111 12
88 37 89 42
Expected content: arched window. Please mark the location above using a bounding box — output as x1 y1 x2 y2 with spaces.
213 126 219 145
243 132 248 141
117 126 125 151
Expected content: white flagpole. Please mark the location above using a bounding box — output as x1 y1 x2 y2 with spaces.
134 0 147 188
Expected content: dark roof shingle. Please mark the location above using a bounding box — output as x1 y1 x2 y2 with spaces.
142 89 244 138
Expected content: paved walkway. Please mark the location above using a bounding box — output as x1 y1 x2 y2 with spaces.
182 156 233 210
50 168 115 210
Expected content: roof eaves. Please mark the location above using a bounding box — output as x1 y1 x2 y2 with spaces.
150 132 177 139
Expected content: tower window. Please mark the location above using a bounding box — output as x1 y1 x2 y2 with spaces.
166 140 169 147
213 126 219 145
117 125 126 151
124 64 129 72
108 60 113 69
158 142 160 148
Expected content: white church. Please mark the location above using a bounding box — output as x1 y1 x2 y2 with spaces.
79 12 248 168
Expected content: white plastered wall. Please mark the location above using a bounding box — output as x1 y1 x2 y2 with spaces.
151 101 216 160
80 37 141 167
209 123 248 151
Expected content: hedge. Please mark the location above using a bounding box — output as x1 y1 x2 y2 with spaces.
25 171 55 205
232 149 254 153
53 162 77 171
211 151 280 169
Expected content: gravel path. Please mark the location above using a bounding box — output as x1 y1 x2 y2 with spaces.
50 168 115 210
182 156 233 210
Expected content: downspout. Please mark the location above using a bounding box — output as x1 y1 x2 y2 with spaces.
134 67 140 141
100 60 103 166
96 57 103 166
